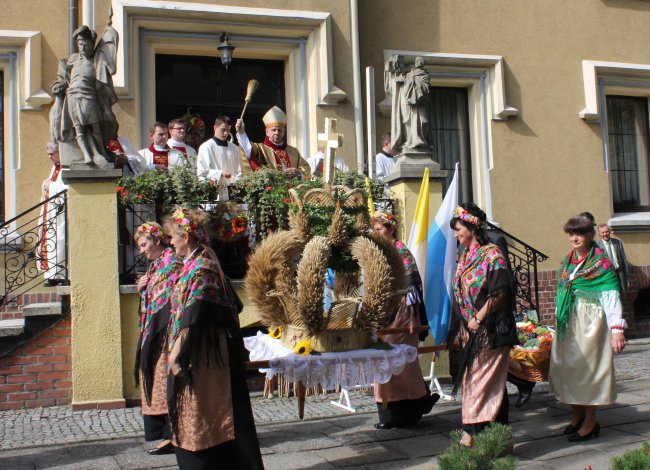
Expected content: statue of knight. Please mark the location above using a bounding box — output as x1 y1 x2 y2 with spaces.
49 19 119 169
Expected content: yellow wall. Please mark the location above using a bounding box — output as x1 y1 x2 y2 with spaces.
358 0 650 266
67 178 124 405
120 291 140 401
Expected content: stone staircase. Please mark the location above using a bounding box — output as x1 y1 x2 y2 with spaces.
0 297 67 358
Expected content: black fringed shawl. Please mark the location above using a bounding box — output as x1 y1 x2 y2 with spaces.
448 243 517 396
166 246 242 440
134 247 182 405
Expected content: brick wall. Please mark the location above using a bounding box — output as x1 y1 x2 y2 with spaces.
536 265 650 337
0 292 60 321
0 318 71 410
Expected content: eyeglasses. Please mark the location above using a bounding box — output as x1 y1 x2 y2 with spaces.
170 127 186 131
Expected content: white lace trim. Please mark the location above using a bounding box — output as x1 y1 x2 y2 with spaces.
243 331 418 389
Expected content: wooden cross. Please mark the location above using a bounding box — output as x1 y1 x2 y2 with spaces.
317 118 344 188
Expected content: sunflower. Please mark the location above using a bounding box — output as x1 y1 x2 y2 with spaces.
294 340 312 356
268 326 283 339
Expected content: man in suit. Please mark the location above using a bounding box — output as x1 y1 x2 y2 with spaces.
597 223 629 291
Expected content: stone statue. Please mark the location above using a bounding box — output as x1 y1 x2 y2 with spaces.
385 55 431 154
50 23 119 168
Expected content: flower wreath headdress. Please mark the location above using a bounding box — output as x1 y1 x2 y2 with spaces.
371 211 397 230
172 208 210 244
452 206 484 227
136 222 168 243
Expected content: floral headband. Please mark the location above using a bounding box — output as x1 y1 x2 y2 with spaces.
452 206 483 227
371 211 397 229
172 208 209 244
136 222 168 243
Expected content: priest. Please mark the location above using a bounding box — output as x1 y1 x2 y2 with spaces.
196 116 242 200
235 106 309 177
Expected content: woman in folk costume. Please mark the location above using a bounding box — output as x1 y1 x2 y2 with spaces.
164 208 263 470
134 222 182 456
447 203 518 448
549 214 626 442
371 211 438 429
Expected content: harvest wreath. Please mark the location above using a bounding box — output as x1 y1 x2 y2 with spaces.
246 183 406 353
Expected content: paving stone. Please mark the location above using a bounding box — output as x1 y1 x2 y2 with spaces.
316 442 408 468
364 455 436 469
35 456 120 470
113 450 178 469
262 450 338 470
382 434 449 458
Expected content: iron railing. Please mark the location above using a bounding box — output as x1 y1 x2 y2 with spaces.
0 191 68 308
486 222 548 314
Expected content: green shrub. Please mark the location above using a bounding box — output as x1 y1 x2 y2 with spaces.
437 423 517 470
611 441 650 470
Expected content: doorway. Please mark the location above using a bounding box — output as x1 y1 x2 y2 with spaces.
155 54 286 147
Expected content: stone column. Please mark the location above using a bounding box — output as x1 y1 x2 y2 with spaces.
385 160 452 380
62 168 125 409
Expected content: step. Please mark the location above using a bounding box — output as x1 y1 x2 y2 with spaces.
22 302 62 317
0 319 25 337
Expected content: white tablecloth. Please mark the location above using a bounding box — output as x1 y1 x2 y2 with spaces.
244 331 418 390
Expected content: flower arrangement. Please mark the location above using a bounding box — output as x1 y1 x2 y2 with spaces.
210 202 249 243
230 168 296 243
230 169 391 246
116 162 216 215
181 109 206 149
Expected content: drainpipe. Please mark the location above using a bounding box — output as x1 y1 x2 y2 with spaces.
82 0 95 29
69 0 78 54
350 0 365 174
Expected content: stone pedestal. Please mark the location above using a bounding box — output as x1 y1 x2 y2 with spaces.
62 168 126 409
384 154 451 379
59 140 115 170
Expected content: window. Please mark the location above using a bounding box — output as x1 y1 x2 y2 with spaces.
429 87 473 202
606 95 650 211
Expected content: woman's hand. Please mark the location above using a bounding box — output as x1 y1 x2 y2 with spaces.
468 318 480 332
611 332 625 353
169 330 187 377
137 274 148 291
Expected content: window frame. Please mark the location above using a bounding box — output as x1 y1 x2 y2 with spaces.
605 94 650 213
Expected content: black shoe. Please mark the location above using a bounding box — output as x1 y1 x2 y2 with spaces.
568 422 600 442
515 389 532 408
374 422 395 430
562 417 585 435
147 442 175 455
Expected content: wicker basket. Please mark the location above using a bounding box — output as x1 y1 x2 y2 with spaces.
281 324 373 353
507 339 553 382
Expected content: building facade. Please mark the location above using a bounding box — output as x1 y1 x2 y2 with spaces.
1 0 649 407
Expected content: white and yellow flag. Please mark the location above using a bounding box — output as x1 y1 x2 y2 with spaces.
406 168 430 283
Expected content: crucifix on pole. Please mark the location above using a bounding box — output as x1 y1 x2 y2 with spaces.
317 118 343 189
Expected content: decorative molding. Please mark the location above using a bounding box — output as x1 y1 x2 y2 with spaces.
110 0 346 105
579 60 650 123
0 30 52 109
377 50 518 120
609 212 650 233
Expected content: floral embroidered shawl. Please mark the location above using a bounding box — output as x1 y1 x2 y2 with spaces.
167 247 233 355
137 247 181 403
394 239 417 276
555 243 620 339
139 247 182 345
452 243 509 321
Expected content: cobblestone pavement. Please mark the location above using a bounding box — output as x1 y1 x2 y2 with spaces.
0 340 648 469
